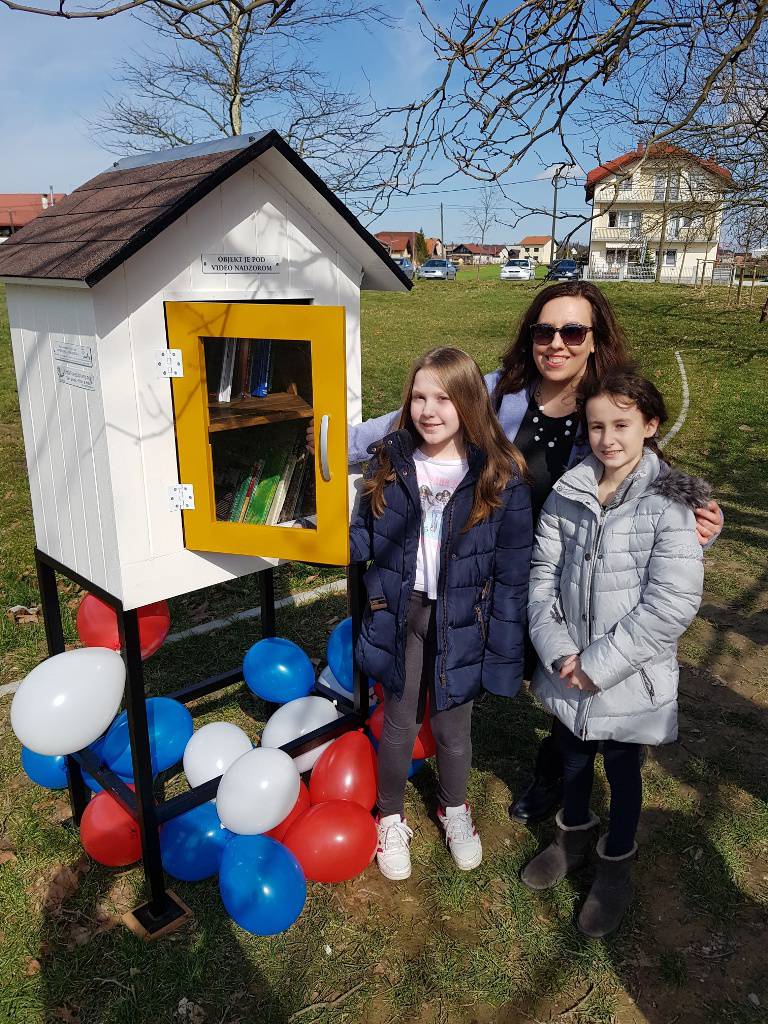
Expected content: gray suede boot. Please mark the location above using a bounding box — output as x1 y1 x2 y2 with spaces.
577 835 637 938
520 809 600 891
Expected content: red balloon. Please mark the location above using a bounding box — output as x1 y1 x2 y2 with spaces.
80 788 141 867
265 781 311 842
77 594 170 660
283 801 377 883
309 730 377 810
367 702 436 760
373 682 384 703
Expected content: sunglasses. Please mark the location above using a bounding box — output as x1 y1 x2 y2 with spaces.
530 322 592 347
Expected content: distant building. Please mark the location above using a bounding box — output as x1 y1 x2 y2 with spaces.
517 236 554 264
448 243 512 265
585 143 732 280
374 231 443 263
0 193 66 240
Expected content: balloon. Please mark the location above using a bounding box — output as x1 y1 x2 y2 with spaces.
80 736 108 792
317 665 375 703
220 834 306 936
367 702 436 760
243 637 315 703
80 788 141 867
369 735 424 779
216 747 300 835
261 696 339 773
11 647 125 757
283 800 377 883
160 803 231 882
309 731 377 810
373 682 384 703
102 697 193 778
183 722 252 790
76 595 170 660
21 747 68 789
327 617 353 693
265 781 310 842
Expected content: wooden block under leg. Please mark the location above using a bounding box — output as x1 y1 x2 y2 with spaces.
121 889 193 941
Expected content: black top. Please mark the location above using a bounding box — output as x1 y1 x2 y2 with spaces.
513 397 577 521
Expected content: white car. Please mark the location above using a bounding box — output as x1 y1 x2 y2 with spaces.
500 258 534 281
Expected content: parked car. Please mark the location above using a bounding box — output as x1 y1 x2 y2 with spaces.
545 259 580 281
500 258 534 281
392 256 414 281
416 258 457 281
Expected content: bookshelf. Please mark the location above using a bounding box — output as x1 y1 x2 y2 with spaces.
208 391 313 433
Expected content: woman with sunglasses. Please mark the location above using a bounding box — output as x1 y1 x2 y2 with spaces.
320 280 722 823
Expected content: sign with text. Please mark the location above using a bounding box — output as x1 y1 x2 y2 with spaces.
201 253 282 275
53 340 93 367
55 364 96 391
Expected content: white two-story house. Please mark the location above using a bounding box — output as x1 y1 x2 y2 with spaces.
586 144 732 281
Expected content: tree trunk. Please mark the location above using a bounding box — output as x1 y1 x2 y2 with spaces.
759 295 768 322
655 177 671 284
228 4 243 136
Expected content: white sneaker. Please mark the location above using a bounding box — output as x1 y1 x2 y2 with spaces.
437 803 483 871
376 813 414 880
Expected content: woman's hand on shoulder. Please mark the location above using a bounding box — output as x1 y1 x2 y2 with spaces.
694 499 723 546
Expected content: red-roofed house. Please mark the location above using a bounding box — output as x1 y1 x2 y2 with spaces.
374 231 443 262
448 243 513 264
585 144 732 280
0 193 66 240
518 236 554 264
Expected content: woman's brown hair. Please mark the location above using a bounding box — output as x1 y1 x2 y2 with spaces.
364 347 528 530
577 365 669 462
494 281 630 403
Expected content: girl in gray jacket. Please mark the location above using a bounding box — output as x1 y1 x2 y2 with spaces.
523 368 707 938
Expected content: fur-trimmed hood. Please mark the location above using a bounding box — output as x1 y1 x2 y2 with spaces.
651 462 712 511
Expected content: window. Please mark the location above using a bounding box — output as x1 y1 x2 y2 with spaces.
654 173 680 201
533 247 539 253
618 174 633 191
665 249 677 266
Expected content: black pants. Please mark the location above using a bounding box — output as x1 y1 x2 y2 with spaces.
377 591 474 818
555 719 643 857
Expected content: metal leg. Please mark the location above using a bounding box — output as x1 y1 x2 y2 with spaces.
116 606 182 930
348 562 369 721
260 568 276 638
35 549 90 824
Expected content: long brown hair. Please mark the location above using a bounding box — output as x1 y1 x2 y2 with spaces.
364 347 528 530
578 365 670 462
494 282 630 402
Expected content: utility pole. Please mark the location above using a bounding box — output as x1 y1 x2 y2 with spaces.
550 166 561 265
440 202 445 259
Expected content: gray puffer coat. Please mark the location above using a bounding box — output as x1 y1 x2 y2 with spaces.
528 450 707 745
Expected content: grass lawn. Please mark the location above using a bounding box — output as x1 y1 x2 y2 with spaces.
1 279 767 1024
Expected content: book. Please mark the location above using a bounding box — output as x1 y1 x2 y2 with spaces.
232 339 252 400
217 338 237 403
228 459 264 521
266 434 305 525
243 442 292 525
214 465 242 520
278 450 310 523
255 341 272 398
204 341 224 401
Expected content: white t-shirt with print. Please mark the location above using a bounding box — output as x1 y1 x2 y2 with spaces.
413 449 469 600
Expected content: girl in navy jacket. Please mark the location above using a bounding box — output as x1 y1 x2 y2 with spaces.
349 347 532 880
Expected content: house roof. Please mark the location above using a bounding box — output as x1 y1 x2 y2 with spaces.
452 243 508 255
0 194 67 230
585 143 732 199
0 131 411 291
374 231 415 251
519 236 552 245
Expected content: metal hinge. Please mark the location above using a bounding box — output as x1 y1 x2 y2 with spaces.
168 484 195 511
156 349 183 378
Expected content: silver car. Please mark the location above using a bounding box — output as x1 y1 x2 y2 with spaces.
416 258 457 281
500 258 534 281
392 257 414 281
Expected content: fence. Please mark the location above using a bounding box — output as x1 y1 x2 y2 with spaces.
586 258 768 292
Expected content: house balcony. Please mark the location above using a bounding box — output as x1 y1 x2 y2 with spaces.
591 227 714 243
592 187 722 205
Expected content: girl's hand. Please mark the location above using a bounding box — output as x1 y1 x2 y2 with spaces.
560 657 599 692
694 500 723 546
305 418 315 454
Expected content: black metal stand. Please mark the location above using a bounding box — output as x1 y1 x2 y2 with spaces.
35 548 367 938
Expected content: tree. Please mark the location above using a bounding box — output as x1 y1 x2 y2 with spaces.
463 185 498 277
1 0 378 23
415 230 429 264
88 1 387 197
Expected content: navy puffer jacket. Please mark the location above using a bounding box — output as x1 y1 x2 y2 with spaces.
349 430 533 711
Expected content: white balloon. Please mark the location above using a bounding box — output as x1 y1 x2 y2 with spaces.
183 721 253 789
261 695 340 773
317 665 376 703
216 747 300 835
11 647 125 757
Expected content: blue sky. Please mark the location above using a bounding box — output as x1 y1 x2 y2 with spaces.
0 6 595 244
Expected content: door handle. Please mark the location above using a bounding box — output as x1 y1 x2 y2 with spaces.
319 414 331 482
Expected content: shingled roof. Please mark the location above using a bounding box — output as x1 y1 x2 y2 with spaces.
0 130 411 291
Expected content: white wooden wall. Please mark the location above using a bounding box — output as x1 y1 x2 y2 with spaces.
6 283 121 596
91 160 363 609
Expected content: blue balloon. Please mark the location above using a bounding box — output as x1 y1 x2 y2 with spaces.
81 736 107 792
243 637 315 703
327 617 353 693
219 835 306 935
369 735 424 778
102 697 194 779
161 803 232 882
21 747 68 789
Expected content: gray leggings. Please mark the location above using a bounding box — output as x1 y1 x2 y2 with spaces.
377 591 474 817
